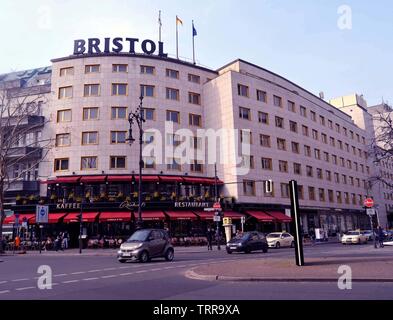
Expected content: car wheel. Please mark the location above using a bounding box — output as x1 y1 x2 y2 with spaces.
118 259 126 263
164 248 174 262
139 251 149 263
226 249 233 254
290 241 295 248
275 242 280 249
244 246 251 254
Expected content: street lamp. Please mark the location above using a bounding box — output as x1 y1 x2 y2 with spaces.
127 95 145 230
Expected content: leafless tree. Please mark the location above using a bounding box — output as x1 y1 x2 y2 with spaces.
0 86 52 242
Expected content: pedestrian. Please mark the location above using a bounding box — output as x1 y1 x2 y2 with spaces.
309 229 315 246
54 235 62 252
206 227 213 251
14 235 21 251
62 231 69 250
378 226 385 248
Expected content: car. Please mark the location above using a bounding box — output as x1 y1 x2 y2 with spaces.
361 230 373 241
226 231 268 254
341 230 368 245
117 229 174 263
266 232 295 249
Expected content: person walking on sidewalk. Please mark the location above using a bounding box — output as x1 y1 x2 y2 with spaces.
377 226 385 248
206 228 213 251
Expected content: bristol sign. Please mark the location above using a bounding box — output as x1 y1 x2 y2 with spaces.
73 37 168 57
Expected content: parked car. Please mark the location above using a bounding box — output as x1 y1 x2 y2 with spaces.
117 229 174 263
361 230 373 241
266 232 295 248
341 230 368 245
226 232 268 254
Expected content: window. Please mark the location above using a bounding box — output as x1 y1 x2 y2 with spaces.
277 138 286 151
328 120 333 129
260 135 271 147
166 110 180 123
188 73 200 84
289 121 298 133
310 111 316 121
330 137 335 147
57 109 71 122
263 180 275 197
326 170 332 181
140 65 155 74
240 130 252 144
261 158 273 170
349 176 354 186
111 107 127 120
347 160 352 169
335 123 341 133
188 92 201 105
315 168 322 179
332 155 337 165
340 157 345 167
304 145 311 157
298 185 304 200
258 112 269 124
344 192 350 204
257 90 267 103
143 132 155 144
241 155 254 169
81 157 98 170
239 107 251 120
190 137 202 149
319 189 325 202
312 129 318 140
140 85 155 97
85 64 100 73
84 84 100 97
319 116 325 126
112 83 127 96
110 156 126 169
82 132 98 145
238 84 249 97
142 108 155 120
300 106 307 117
341 175 347 185
334 173 340 183
309 187 316 201
302 125 309 136
356 134 360 142
350 131 354 139
321 133 327 144
292 142 300 154
294 163 302 175
336 191 342 204
190 160 203 173
351 193 357 205
279 160 288 173
83 107 99 120
144 157 156 169
58 86 73 99
189 114 202 126
55 134 70 147
343 127 348 136
324 152 330 162
281 183 290 198
328 190 334 203
166 88 180 100
54 158 69 172
167 134 182 146
338 140 343 150
243 180 255 196
112 64 128 73
345 143 350 152
288 101 295 112
60 67 74 77
166 68 179 79
111 131 127 144
275 116 284 128
273 95 282 107
306 166 313 177
314 149 321 160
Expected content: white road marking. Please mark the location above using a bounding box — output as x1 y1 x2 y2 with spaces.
16 287 35 291
12 278 29 282
0 290 11 294
0 281 8 284
103 268 116 271
101 275 118 279
135 270 147 274
120 273 134 276
150 268 163 272
71 272 86 275
118 266 129 269
54 274 68 278
83 278 99 281
62 280 80 284
88 270 102 273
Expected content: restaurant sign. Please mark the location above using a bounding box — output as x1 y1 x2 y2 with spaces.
56 203 81 210
174 202 211 208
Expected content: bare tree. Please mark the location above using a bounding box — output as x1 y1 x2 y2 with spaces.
0 86 52 244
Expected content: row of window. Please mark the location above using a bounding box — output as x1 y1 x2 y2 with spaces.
242 180 366 205
58 84 202 104
60 65 203 84
54 157 204 173
241 156 369 188
56 108 202 126
236 83 366 144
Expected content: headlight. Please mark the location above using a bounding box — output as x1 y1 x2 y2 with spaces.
238 243 243 247
117 250 122 255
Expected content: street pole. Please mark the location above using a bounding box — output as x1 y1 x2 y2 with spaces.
289 180 305 266
214 163 220 250
79 200 83 254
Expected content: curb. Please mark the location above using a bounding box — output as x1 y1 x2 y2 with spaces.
185 269 393 283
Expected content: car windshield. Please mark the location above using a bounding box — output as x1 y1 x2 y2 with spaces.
233 233 251 241
127 230 150 242
346 231 360 236
267 233 281 238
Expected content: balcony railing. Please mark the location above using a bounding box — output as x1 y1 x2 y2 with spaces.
6 146 42 159
6 180 40 192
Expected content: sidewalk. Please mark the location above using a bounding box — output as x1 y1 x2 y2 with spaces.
186 247 393 282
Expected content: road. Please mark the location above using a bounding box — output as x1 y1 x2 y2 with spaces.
0 243 392 300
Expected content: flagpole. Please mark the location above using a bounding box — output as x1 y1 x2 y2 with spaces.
192 20 195 65
176 15 179 59
159 10 162 42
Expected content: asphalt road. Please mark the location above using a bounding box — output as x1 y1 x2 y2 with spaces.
1 243 392 300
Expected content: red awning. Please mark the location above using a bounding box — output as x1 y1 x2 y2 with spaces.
246 211 275 222
63 212 98 223
265 211 292 223
4 214 35 225
195 211 214 220
223 211 245 220
48 213 67 224
134 176 160 182
140 211 166 221
80 176 107 183
99 212 132 222
182 177 209 185
159 176 183 183
47 176 81 184
203 178 225 185
107 175 133 182
165 211 198 220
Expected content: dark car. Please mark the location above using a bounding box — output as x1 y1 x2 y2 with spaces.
117 229 174 263
226 231 268 254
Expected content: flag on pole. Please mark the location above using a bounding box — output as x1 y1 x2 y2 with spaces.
192 21 197 65
192 22 197 37
158 10 162 42
176 15 183 59
176 15 183 26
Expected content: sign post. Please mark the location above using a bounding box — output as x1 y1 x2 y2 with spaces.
36 206 49 254
289 180 305 266
240 216 245 232
364 198 377 248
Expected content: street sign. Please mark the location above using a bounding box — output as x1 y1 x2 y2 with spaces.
366 208 376 216
36 205 49 224
213 202 221 209
285 208 291 217
364 198 374 208
241 216 246 224
213 216 221 222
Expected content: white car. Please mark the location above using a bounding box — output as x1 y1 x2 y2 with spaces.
266 232 295 249
341 231 368 245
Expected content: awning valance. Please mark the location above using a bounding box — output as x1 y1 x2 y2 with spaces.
63 212 98 223
80 176 107 183
99 212 132 222
265 211 292 223
165 211 198 220
246 211 275 222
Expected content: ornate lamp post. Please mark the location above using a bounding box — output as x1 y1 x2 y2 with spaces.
127 96 145 230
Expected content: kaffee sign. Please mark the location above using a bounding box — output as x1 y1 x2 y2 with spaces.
73 37 167 57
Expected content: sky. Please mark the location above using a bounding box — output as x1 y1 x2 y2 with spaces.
0 0 392 106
